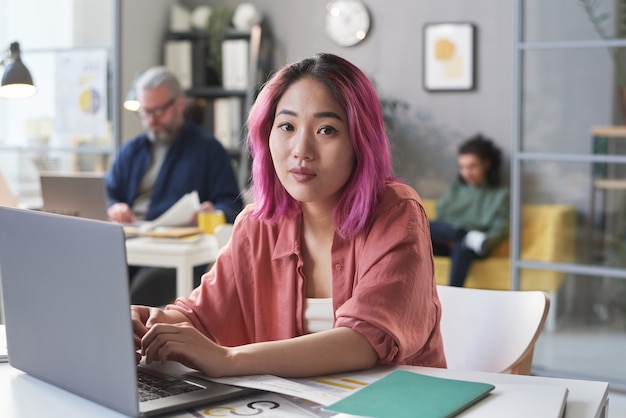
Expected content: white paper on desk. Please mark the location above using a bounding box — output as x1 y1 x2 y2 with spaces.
138 191 200 233
196 368 391 407
186 392 331 417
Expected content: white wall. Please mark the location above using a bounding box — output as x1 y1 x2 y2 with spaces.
115 0 614 200
121 0 515 197
119 0 171 143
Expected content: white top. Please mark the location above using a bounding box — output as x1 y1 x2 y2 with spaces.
134 141 169 217
303 298 334 334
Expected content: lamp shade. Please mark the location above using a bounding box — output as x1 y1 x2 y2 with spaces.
123 86 140 111
123 71 143 112
0 42 36 99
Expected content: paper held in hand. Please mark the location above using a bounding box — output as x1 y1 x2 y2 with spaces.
138 191 201 233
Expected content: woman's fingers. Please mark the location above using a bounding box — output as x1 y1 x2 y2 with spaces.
140 322 228 376
142 323 191 364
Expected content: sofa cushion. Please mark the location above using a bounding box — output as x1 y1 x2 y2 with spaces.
421 198 576 292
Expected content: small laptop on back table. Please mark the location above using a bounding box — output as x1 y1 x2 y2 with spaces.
39 172 109 220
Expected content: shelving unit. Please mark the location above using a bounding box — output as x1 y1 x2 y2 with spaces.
589 126 626 254
164 24 271 190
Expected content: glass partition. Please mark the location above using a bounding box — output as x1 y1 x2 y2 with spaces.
515 0 626 386
523 0 626 43
519 159 626 269
522 48 615 153
533 273 626 384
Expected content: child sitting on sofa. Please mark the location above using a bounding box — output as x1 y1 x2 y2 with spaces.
430 134 509 287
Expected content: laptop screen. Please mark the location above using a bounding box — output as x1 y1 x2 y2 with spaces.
0 207 139 415
40 172 109 220
0 207 248 416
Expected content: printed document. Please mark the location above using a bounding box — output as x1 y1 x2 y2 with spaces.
139 191 200 233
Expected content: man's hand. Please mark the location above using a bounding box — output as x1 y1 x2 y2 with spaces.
108 202 136 224
191 201 215 225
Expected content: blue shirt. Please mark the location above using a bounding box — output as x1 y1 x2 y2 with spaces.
106 122 243 223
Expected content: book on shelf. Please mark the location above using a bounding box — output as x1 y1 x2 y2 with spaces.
168 2 191 32
164 40 193 90
222 39 249 90
214 97 242 149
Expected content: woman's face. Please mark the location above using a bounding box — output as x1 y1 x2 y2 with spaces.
269 77 356 209
458 153 489 186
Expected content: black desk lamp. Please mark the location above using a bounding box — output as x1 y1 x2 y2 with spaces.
0 42 36 99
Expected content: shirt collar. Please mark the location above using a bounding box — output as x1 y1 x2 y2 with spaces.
272 212 302 260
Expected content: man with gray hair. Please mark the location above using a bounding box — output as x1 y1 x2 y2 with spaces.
106 66 242 305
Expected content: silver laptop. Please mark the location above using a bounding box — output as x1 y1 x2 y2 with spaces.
0 207 249 416
40 172 109 220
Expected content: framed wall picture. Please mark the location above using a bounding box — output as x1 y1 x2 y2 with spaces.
423 22 476 91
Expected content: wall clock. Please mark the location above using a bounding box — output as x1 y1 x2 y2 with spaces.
325 0 371 47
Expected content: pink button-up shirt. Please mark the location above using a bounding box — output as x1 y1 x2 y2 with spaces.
168 182 446 367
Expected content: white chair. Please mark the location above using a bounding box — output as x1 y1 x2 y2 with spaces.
214 223 234 249
436 285 550 375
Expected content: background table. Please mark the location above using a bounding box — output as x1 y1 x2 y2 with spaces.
125 235 219 298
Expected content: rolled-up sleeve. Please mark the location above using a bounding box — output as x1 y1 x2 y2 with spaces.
334 187 446 368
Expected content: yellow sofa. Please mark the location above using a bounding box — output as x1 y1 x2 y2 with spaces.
421 199 577 294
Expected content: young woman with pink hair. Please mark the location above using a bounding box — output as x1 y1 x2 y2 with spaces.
131 53 446 378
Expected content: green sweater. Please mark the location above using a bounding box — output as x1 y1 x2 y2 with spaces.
436 180 510 254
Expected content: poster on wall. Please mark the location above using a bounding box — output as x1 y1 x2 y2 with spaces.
423 22 476 91
54 48 109 139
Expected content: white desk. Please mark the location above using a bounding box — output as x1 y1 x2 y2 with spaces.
402 367 608 418
0 362 609 418
125 235 219 298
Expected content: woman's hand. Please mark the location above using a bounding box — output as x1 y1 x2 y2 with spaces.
141 322 231 377
130 305 167 363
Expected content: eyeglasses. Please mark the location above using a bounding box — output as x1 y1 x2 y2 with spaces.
138 97 176 119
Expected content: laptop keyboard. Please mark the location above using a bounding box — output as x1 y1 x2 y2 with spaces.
137 369 204 402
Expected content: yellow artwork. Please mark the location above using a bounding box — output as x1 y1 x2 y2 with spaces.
424 23 475 91
434 38 455 60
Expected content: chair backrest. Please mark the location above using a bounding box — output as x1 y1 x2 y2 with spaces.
214 223 234 249
436 285 550 375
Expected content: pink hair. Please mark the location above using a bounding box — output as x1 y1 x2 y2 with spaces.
246 53 396 238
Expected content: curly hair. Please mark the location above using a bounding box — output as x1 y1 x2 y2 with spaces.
458 134 502 187
246 53 395 238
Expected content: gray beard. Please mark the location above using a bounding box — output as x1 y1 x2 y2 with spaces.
146 123 180 144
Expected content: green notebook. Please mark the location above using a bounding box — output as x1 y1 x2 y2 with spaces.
324 370 495 418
